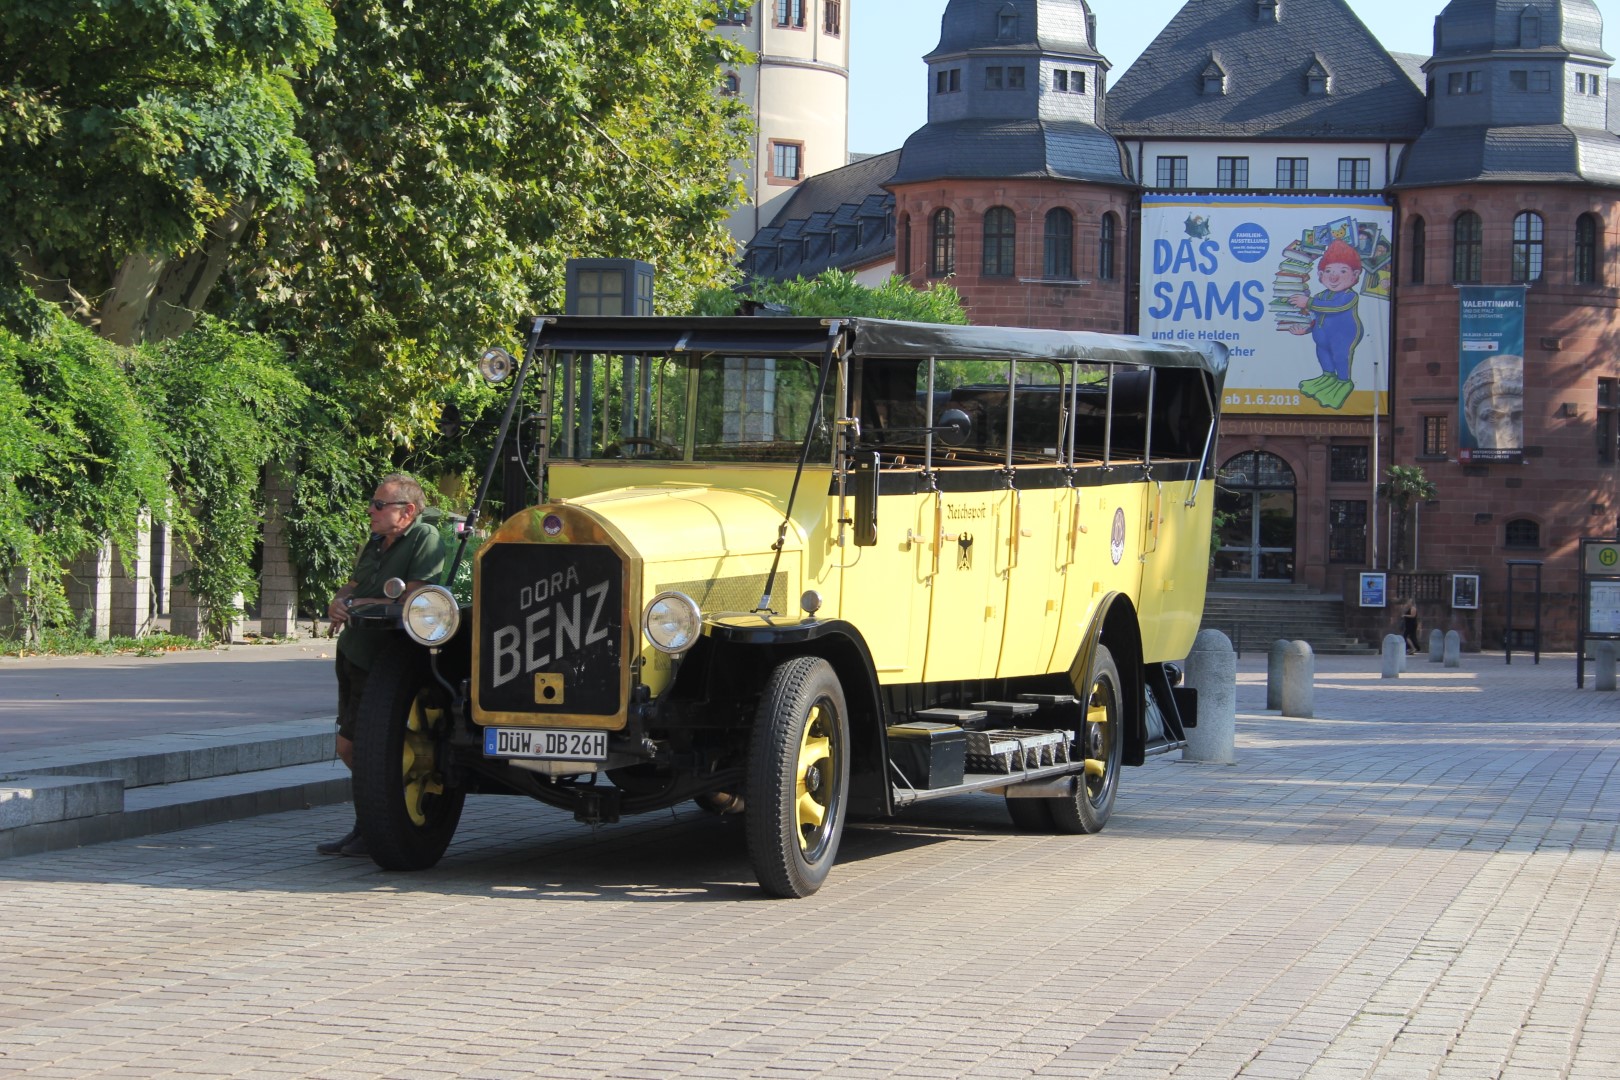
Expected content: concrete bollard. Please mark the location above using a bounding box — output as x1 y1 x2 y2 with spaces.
1381 634 1405 678
1429 628 1444 663
1266 638 1290 710
1183 629 1237 764
1443 629 1462 668
1595 642 1617 692
1279 639 1315 719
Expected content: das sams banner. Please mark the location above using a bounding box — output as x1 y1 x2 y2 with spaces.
1139 194 1392 417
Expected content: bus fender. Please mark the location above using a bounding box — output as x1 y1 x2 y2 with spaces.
704 617 891 816
1067 594 1148 767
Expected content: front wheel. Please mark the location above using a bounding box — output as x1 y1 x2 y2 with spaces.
745 657 850 898
1048 644 1124 835
353 644 466 870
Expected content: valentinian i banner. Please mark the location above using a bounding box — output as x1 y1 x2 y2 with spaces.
1139 195 1392 417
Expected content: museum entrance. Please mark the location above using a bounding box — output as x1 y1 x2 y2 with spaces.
1213 450 1297 582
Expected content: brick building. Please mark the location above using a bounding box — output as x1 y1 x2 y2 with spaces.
740 0 1620 649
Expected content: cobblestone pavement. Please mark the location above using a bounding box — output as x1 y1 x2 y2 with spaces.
1 654 1615 1079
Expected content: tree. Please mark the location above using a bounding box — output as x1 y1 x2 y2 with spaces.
231 0 752 445
1378 464 1436 571
700 269 971 324
0 316 170 641
132 321 309 639
0 0 335 343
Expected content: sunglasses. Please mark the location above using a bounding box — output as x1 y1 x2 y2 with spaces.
369 499 410 511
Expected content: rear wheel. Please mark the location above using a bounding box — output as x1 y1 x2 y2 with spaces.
1048 644 1124 835
745 657 849 898
354 645 466 869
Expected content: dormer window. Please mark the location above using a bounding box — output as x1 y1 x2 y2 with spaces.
1256 0 1280 23
1305 57 1331 96
1201 57 1227 96
1519 7 1541 48
998 4 1019 40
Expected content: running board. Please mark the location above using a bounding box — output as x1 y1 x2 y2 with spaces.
891 760 1090 808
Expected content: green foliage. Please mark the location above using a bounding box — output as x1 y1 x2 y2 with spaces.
0 0 334 323
1377 464 1437 509
284 421 388 617
233 0 753 446
132 320 309 639
1378 465 1436 571
0 316 170 640
730 270 971 324
0 628 216 659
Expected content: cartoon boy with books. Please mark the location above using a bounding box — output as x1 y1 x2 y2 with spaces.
1286 238 1364 409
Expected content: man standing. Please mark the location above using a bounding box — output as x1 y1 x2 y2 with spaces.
317 474 445 856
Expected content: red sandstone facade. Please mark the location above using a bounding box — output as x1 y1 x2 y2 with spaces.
1388 184 1620 647
890 179 1134 334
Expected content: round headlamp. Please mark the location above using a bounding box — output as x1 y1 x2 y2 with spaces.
642 591 702 654
402 584 461 647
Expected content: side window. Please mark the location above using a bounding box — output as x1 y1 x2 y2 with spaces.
1511 211 1544 283
1576 213 1601 284
1098 212 1118 281
1453 211 1482 283
1410 216 1426 284
1043 208 1074 279
982 206 1016 277
930 208 956 277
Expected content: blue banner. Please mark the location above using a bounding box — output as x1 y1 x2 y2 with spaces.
1457 286 1526 463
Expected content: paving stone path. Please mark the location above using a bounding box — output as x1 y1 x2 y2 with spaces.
1 655 1615 1078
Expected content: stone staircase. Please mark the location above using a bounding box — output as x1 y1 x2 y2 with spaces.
1199 584 1374 656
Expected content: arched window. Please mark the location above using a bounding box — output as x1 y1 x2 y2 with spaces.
1099 212 1118 281
1576 213 1601 284
1410 216 1426 284
1453 211 1482 283
1505 518 1540 549
899 214 912 277
720 71 740 96
1511 211 1544 282
1043 208 1074 279
930 209 955 277
982 206 1016 277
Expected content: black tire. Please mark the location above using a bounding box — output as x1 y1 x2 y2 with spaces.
1005 795 1056 832
1048 644 1124 835
353 644 466 870
745 657 850 898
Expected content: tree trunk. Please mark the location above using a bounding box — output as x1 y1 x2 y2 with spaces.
100 198 259 345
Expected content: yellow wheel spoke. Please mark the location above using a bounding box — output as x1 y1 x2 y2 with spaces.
795 790 826 848
798 734 831 776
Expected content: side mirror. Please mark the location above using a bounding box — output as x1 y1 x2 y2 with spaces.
383 577 407 600
851 451 879 547
936 407 972 446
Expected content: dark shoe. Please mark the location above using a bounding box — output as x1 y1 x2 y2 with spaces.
316 825 360 856
338 832 370 858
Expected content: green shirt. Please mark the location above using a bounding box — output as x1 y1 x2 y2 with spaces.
337 517 446 670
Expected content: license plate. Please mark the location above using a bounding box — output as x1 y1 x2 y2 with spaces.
483 727 608 761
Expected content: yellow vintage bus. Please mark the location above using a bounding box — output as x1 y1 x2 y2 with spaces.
353 316 1227 897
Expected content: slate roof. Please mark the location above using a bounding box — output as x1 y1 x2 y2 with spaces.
928 0 1103 62
1393 125 1620 188
888 118 1132 186
741 152 900 282
1389 52 1428 93
1107 0 1427 139
1433 0 1611 62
